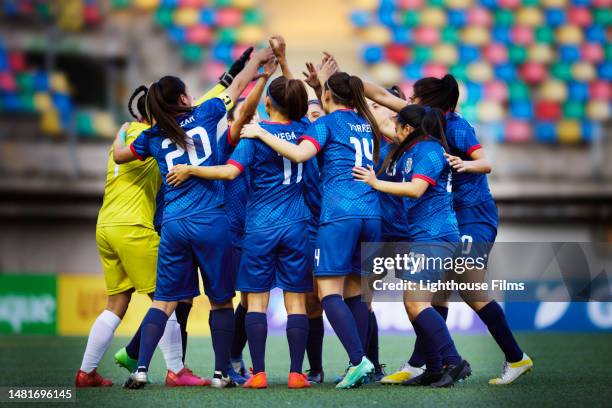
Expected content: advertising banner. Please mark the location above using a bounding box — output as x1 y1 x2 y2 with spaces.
0 275 57 334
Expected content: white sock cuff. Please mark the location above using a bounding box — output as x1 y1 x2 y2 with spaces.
99 310 121 330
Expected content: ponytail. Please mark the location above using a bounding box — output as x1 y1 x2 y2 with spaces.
267 77 308 121
146 76 192 150
128 85 148 120
379 105 448 174
413 74 459 113
326 72 382 163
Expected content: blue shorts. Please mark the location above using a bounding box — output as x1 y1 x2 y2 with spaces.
155 213 235 303
314 218 381 277
457 222 497 262
401 234 460 282
237 221 313 293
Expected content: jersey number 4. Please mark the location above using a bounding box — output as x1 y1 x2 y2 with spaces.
350 137 374 167
163 126 212 169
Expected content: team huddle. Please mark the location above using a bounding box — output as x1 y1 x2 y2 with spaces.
74 36 534 391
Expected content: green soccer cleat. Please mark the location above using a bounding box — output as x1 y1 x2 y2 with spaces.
335 357 375 389
114 348 137 373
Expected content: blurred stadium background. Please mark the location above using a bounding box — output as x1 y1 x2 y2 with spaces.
0 0 610 339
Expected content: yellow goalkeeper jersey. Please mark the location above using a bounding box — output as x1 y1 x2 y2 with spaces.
97 121 159 229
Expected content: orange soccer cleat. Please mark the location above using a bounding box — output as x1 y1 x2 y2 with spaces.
75 369 113 388
243 371 268 389
165 367 212 387
288 372 311 389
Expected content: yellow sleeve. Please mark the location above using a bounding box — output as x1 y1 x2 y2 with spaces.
194 83 227 106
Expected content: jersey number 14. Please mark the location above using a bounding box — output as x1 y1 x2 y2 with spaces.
350 137 374 167
163 126 212 169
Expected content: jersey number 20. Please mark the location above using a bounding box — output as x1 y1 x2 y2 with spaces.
350 137 374 167
163 126 212 169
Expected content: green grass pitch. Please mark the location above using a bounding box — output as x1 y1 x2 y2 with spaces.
1 334 611 407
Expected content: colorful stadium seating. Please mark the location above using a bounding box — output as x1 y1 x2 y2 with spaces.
351 0 610 143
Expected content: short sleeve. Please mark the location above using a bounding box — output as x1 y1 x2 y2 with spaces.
411 143 445 186
228 139 255 172
130 131 150 161
298 119 328 152
194 96 232 125
450 118 481 156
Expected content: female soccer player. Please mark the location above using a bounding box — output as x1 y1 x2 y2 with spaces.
167 36 313 389
75 87 205 388
365 75 533 385
353 104 471 387
240 60 383 389
112 46 273 389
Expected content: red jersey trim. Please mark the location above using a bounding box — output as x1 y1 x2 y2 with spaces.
413 174 437 186
129 143 145 161
466 144 482 156
227 159 244 172
298 135 321 152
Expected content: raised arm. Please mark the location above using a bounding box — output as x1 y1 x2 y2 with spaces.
444 148 492 174
228 59 278 145
352 166 430 198
224 47 274 103
113 122 137 164
363 81 408 113
241 123 318 163
166 163 241 187
269 35 293 79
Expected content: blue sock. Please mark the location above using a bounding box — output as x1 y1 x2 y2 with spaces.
415 307 462 371
411 318 442 372
408 305 448 367
286 314 309 373
321 294 364 366
230 303 247 361
209 308 234 376
366 311 380 367
245 312 267 374
477 301 523 363
344 296 369 350
125 323 142 360
137 308 169 371
307 317 324 371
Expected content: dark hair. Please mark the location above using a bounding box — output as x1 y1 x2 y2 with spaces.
227 97 246 121
325 72 382 162
380 104 448 174
412 74 459 113
267 76 308 121
146 76 192 149
386 85 406 100
128 85 148 120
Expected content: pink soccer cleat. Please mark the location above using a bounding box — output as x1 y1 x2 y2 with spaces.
165 367 211 387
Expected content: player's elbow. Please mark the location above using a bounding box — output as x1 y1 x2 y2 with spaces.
222 165 241 180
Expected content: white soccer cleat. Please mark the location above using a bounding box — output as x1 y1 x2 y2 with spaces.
210 370 237 388
123 370 148 389
489 353 534 385
380 362 425 384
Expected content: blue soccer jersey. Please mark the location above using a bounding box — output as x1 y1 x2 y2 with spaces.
376 137 411 241
131 97 230 224
399 139 459 240
302 156 322 235
445 112 494 210
219 129 249 235
299 109 380 223
227 119 311 233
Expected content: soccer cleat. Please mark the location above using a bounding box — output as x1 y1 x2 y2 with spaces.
381 362 425 384
123 370 148 389
489 354 533 385
243 371 268 389
306 369 324 384
227 366 248 385
371 364 387 383
335 357 375 389
431 360 472 388
402 370 444 386
288 372 311 389
75 369 113 388
230 358 252 379
210 371 237 389
165 367 211 387
114 347 137 373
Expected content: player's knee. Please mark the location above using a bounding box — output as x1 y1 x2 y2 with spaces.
210 299 234 311
151 300 178 316
106 291 133 318
404 301 429 321
284 292 306 315
245 292 269 313
466 300 490 312
306 292 323 318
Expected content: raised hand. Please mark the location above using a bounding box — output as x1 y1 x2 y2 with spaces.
269 34 287 60
318 57 339 86
302 62 320 90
